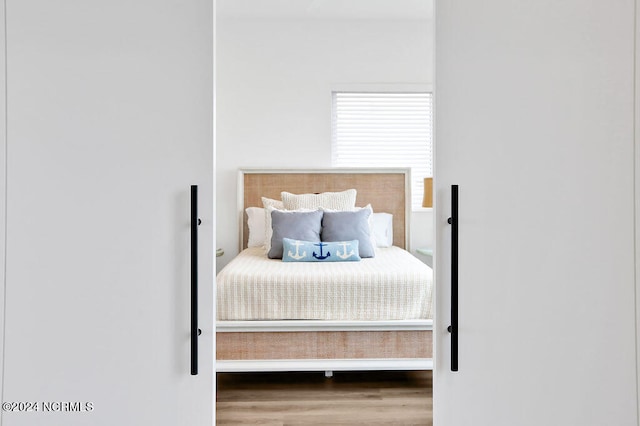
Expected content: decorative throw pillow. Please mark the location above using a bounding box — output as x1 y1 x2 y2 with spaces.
267 209 323 259
261 196 284 210
321 208 375 258
282 238 361 262
281 189 357 211
323 204 375 247
246 207 266 248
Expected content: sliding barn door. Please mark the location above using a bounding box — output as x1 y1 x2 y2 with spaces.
434 1 637 425
1 1 214 425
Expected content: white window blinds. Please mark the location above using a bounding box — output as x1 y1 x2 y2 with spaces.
331 92 433 209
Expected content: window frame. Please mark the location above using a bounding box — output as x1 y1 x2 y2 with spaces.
330 85 433 211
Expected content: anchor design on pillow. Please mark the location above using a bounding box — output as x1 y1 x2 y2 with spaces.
287 240 306 260
312 242 331 260
336 242 355 259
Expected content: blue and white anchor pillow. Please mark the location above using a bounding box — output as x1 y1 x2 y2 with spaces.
282 238 361 262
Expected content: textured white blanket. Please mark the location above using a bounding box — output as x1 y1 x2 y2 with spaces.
216 247 432 320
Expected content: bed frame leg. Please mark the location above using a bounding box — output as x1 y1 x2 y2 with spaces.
324 370 333 378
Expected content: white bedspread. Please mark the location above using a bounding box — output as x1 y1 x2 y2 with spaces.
216 246 432 320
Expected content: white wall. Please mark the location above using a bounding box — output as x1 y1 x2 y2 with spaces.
216 17 434 270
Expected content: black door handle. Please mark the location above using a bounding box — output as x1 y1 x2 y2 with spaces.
190 185 200 375
448 185 459 372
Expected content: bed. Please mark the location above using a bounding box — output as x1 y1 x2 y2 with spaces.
216 168 433 374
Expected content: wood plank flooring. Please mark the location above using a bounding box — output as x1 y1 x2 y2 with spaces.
216 370 432 425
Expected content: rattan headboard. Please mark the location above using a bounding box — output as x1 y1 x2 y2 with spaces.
238 168 411 251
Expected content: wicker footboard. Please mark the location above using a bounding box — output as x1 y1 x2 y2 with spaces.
216 330 432 360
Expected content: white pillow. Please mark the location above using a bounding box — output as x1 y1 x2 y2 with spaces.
281 189 357 211
262 197 285 252
246 207 266 248
372 212 393 247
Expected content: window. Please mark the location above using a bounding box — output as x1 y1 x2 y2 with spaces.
331 92 433 209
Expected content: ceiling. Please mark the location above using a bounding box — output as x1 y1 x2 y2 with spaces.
217 0 433 21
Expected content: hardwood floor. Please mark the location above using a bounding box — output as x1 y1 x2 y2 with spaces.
216 370 432 425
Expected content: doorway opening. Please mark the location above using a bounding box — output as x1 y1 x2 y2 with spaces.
214 1 436 424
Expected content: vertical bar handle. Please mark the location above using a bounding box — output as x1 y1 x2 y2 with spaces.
190 185 199 375
447 185 459 372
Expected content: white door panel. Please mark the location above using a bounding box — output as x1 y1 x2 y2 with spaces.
0 0 5 409
435 1 637 425
637 0 640 417
1 1 213 425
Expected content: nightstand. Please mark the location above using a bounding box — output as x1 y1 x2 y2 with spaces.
416 248 433 267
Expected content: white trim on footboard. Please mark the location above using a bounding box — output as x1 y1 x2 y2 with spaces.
216 319 433 332
216 358 433 373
